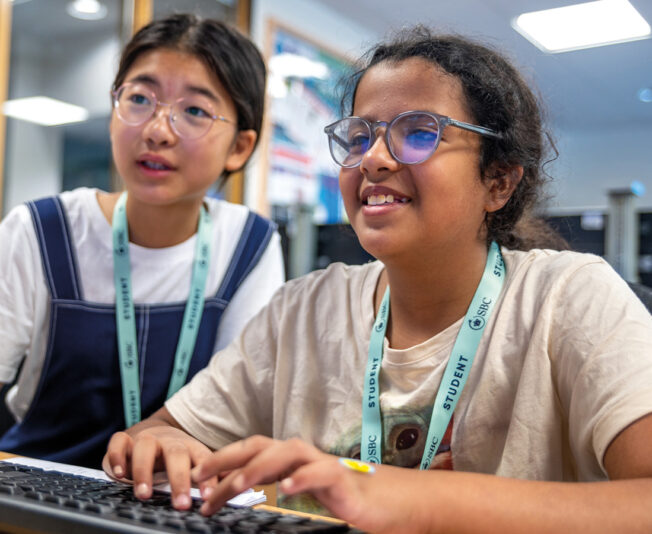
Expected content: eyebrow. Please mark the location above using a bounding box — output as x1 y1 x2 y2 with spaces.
126 74 221 103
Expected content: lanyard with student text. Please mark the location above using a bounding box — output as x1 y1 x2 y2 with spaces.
361 241 505 469
112 192 212 427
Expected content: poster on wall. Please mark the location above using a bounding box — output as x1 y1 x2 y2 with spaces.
265 22 353 224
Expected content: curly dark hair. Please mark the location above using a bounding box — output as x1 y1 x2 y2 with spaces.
112 13 266 180
341 26 560 249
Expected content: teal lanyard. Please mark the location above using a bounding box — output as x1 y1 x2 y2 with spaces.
361 242 505 469
112 192 212 427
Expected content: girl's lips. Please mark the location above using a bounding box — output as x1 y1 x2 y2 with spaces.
139 160 172 171
137 156 174 169
360 186 411 206
362 201 409 216
136 156 176 177
365 193 410 206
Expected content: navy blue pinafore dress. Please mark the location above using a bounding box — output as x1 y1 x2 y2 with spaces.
0 196 276 467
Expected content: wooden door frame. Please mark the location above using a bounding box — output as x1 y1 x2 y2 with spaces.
0 0 12 218
223 0 251 205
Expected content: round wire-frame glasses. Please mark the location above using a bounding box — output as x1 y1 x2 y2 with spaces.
111 82 234 140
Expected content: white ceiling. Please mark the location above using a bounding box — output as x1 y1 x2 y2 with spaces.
310 0 652 133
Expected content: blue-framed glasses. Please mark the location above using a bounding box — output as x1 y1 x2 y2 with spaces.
111 82 234 140
324 110 500 168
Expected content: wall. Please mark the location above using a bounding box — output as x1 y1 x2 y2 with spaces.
550 124 652 212
4 36 60 212
3 29 119 214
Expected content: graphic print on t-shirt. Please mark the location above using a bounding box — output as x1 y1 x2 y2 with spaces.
279 405 454 513
330 404 454 470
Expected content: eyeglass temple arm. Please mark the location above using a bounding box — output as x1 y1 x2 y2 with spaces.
448 118 501 139
325 128 352 151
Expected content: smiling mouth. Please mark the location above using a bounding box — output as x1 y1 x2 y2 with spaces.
364 194 410 206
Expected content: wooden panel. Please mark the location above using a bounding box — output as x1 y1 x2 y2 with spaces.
0 0 12 218
224 0 251 206
236 0 251 35
132 0 153 35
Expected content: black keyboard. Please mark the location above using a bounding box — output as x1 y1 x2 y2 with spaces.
0 462 352 533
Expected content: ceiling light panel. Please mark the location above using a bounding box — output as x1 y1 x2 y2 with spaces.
513 0 651 53
2 97 89 126
66 0 108 21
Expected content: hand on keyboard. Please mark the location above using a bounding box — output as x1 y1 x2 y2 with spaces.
189 435 418 534
104 409 218 511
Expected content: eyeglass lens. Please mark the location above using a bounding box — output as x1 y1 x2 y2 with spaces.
328 113 440 167
114 83 216 139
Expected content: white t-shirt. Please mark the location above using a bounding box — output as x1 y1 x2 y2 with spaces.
167 248 652 483
0 187 285 421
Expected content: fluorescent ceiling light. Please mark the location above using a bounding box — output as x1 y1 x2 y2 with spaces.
66 0 108 21
513 0 651 53
269 53 329 80
2 96 89 126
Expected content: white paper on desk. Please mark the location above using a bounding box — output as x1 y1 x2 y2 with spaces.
2 457 266 507
151 482 266 507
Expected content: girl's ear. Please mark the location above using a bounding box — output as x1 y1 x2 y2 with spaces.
224 129 257 172
484 163 524 213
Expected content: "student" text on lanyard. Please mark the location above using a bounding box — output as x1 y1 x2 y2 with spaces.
361 241 505 469
112 192 212 427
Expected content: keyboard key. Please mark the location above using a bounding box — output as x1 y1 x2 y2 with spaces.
0 471 30 479
185 522 212 534
0 465 19 472
83 503 103 513
140 512 158 524
63 499 82 509
164 518 185 529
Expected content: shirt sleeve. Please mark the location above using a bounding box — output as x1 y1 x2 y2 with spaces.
0 205 41 383
550 258 652 476
212 230 285 352
165 284 283 449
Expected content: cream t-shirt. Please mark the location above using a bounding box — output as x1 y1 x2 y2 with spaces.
167 248 652 482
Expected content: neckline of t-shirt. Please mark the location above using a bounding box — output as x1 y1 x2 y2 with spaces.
358 263 465 367
367 247 518 367
84 188 213 261
382 316 463 366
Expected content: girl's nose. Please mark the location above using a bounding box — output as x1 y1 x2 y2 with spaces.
359 133 401 179
142 104 177 145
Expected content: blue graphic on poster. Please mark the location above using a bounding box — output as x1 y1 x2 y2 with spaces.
267 26 351 223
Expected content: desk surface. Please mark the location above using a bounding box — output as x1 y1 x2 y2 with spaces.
0 451 16 460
